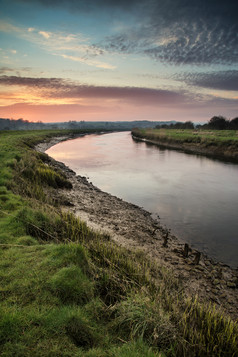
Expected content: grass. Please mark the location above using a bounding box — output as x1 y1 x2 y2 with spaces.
132 128 238 143
0 129 237 356
131 128 238 162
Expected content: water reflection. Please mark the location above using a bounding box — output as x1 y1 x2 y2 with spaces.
47 131 238 268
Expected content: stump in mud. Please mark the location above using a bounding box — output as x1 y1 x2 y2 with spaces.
194 251 201 265
183 243 189 258
163 231 169 247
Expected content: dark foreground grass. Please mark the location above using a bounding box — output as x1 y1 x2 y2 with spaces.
0 130 237 356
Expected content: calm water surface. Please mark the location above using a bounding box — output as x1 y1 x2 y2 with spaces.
47 132 238 267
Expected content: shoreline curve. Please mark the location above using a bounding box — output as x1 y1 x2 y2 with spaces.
35 134 238 320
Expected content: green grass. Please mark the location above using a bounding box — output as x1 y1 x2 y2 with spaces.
0 129 237 356
131 129 238 162
132 128 238 144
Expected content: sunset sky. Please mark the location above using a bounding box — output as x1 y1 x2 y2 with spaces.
0 0 237 123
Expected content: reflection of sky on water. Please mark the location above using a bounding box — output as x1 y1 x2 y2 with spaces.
47 132 238 268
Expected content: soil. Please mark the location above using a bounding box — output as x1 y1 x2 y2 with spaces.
35 135 238 320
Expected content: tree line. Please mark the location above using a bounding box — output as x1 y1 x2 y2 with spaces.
156 116 238 130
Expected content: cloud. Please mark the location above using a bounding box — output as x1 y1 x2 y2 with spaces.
60 54 116 69
8 1 238 66
175 70 238 91
38 30 51 39
0 67 32 76
101 0 238 66
0 20 113 69
0 75 65 88
13 0 238 64
0 75 187 106
0 67 15 74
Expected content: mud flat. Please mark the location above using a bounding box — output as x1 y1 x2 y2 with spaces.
36 136 238 320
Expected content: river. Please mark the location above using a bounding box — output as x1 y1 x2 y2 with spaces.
46 131 238 268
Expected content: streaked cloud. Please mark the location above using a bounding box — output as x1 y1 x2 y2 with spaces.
0 19 114 70
60 54 116 69
0 75 186 105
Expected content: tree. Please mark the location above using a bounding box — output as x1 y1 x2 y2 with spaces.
229 117 238 130
183 121 194 129
208 116 229 130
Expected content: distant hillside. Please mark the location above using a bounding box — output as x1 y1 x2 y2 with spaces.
0 118 176 131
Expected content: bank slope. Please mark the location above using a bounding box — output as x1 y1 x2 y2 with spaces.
131 128 238 162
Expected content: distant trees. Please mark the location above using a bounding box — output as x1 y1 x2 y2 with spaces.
203 116 238 130
0 117 42 130
157 121 195 130
156 116 238 130
207 116 229 130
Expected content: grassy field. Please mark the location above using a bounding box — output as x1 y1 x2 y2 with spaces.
0 129 237 356
131 128 238 143
131 128 238 162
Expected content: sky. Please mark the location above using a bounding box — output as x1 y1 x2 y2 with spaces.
0 0 237 123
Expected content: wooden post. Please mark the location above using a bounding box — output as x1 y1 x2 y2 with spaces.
183 243 189 258
163 231 169 247
194 251 201 265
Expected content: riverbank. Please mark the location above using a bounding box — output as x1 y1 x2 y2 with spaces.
1 129 237 356
36 136 238 319
131 128 238 162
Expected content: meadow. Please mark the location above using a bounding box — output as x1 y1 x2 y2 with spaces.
0 129 237 356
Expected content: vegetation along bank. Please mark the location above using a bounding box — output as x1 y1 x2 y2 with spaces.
0 129 237 356
131 128 238 163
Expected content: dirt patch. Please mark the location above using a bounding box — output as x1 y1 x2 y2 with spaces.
36 136 238 320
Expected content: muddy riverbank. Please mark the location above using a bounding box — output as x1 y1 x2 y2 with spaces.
36 135 238 320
